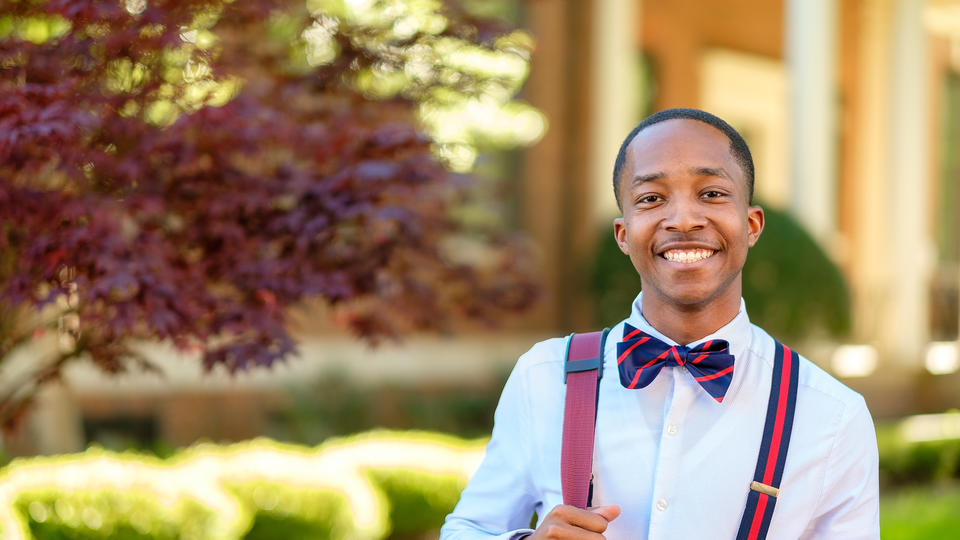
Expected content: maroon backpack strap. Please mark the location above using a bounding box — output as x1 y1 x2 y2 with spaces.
561 328 610 509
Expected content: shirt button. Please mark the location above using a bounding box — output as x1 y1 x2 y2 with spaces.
667 424 678 436
656 498 668 511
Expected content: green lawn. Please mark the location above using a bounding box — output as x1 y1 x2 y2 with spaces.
881 484 960 539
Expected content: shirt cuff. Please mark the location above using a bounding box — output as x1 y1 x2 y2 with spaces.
507 529 534 539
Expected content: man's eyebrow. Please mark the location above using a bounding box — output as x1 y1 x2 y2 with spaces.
631 172 664 185
631 167 733 186
692 166 732 180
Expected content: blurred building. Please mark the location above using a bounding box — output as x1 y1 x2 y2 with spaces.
517 0 960 417
13 0 960 455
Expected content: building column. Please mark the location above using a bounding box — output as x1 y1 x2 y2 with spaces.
849 0 894 347
588 0 641 225
849 0 931 369
886 0 932 365
785 0 838 248
521 0 571 330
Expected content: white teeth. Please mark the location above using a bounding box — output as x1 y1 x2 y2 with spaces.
663 249 715 263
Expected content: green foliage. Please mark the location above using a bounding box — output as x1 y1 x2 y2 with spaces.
15 489 208 540
741 205 851 340
366 469 467 539
877 421 960 487
589 204 852 340
880 484 960 539
226 480 351 540
0 431 486 539
589 228 642 325
6 427 960 539
0 14 71 44
306 0 545 172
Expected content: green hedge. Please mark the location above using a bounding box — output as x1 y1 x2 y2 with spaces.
0 431 484 540
365 469 467 540
15 489 210 540
226 480 352 540
5 423 960 540
877 414 960 488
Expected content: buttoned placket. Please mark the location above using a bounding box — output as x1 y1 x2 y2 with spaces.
646 366 698 539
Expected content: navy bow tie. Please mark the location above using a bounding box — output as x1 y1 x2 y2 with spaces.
616 323 736 402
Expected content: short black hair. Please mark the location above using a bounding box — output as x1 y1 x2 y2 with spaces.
612 108 755 209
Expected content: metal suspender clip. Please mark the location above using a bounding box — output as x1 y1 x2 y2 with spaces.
750 481 780 498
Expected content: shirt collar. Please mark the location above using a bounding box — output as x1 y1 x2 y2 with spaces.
622 292 752 359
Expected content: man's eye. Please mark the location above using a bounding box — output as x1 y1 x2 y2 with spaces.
702 191 724 199
638 194 662 204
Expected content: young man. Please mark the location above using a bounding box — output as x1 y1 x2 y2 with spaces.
440 109 879 539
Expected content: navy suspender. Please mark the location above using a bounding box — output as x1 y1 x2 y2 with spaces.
736 340 800 540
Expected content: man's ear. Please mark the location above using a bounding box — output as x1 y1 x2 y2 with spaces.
746 205 765 247
613 217 630 255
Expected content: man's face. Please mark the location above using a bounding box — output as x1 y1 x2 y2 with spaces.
613 118 764 313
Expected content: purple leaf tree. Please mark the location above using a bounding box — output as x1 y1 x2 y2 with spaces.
0 0 539 431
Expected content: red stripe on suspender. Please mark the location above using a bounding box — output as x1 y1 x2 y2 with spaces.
746 345 794 540
761 346 793 486
748 494 769 540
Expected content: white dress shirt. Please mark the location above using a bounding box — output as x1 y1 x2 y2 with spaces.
441 294 880 539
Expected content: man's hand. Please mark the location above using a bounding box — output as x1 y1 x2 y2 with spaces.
528 504 621 539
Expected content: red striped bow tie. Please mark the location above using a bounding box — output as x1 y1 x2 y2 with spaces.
617 323 736 402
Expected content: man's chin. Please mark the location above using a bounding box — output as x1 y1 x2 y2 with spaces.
646 286 725 310
668 295 715 310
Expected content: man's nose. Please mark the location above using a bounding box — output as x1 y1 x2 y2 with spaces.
663 198 707 232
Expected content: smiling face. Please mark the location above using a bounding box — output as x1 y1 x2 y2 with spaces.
613 118 764 321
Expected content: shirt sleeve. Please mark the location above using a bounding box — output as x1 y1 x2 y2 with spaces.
798 396 880 539
440 353 542 539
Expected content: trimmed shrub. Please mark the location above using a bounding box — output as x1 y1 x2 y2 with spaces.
741 205 850 340
365 469 467 539
0 431 485 539
14 489 200 540
226 480 353 540
876 414 960 488
879 437 960 487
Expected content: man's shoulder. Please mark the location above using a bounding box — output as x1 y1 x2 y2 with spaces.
512 334 570 375
514 325 625 371
798 352 865 407
749 324 868 416
510 326 621 384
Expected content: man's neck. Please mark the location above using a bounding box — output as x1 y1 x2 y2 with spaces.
640 293 742 345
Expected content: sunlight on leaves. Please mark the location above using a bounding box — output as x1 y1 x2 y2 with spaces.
304 16 340 66
125 0 148 16
301 0 545 171
0 15 71 44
